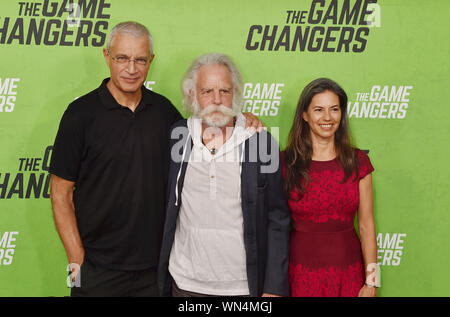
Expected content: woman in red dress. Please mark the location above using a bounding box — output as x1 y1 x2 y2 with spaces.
283 78 379 297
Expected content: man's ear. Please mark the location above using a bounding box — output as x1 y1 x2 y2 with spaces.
148 54 155 67
103 48 110 67
189 89 195 104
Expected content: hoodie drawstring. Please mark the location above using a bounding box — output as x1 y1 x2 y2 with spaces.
175 132 191 207
238 142 245 201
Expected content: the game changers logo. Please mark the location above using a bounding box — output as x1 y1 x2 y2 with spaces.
0 146 53 199
348 85 413 119
0 0 111 46
0 231 19 266
242 82 284 117
0 77 19 113
377 232 406 266
246 0 381 53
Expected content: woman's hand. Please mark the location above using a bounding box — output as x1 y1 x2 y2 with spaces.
358 285 377 297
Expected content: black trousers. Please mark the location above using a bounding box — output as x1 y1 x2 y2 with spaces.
70 260 158 297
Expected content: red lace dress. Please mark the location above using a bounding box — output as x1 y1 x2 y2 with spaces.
283 149 374 297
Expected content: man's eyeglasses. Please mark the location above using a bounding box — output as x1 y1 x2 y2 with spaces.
111 55 149 66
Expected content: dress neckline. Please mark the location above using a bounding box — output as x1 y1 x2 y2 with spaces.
311 157 337 163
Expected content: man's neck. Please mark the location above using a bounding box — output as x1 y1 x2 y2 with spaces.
201 117 236 152
106 80 142 112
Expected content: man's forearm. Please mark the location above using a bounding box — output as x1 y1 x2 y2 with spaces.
51 194 84 265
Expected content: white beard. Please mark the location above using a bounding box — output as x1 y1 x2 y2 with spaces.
196 104 236 128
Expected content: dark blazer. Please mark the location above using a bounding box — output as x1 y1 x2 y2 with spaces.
157 119 290 297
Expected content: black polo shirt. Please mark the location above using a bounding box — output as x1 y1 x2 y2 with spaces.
50 78 182 271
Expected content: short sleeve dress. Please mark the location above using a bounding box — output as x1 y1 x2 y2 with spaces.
283 149 374 297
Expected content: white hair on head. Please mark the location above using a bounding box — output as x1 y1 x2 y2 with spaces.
181 53 243 114
107 21 154 55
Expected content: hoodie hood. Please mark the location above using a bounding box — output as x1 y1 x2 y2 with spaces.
187 112 253 162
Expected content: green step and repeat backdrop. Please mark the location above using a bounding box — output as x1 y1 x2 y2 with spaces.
1 0 449 297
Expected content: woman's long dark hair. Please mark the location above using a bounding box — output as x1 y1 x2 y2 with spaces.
284 78 359 198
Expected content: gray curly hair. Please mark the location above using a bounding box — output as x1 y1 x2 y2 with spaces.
181 53 243 114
